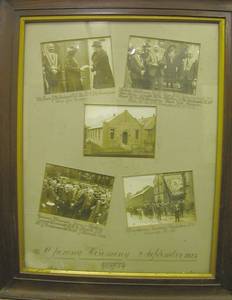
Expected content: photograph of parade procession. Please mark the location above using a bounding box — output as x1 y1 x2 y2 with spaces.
84 105 157 158
39 164 114 226
41 37 114 94
124 171 196 228
125 36 200 95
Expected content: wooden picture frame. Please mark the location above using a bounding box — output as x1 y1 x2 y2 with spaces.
0 1 232 299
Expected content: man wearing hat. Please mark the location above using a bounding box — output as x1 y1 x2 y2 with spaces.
91 40 115 89
179 48 198 94
42 43 62 94
141 40 158 89
152 42 165 89
127 46 145 89
64 45 83 92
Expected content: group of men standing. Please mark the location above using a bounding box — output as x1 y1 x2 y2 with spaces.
40 176 112 225
127 41 199 94
128 197 185 224
42 40 114 94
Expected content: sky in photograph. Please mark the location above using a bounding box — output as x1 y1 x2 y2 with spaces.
123 175 157 196
85 105 157 127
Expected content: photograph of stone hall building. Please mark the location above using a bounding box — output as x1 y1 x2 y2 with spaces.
84 105 157 157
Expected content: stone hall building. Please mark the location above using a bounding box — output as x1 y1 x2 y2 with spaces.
84 110 156 157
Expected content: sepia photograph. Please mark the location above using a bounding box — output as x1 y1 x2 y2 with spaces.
124 171 196 228
84 105 157 158
125 36 200 95
41 36 114 94
88 38 115 90
39 163 114 225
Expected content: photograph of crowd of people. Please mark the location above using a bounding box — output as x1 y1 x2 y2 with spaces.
125 36 200 95
124 171 196 228
84 105 157 158
39 164 114 226
41 37 115 94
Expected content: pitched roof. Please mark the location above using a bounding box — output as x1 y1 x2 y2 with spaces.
127 185 153 208
87 124 103 130
131 185 153 198
88 110 141 129
106 110 141 126
139 116 156 129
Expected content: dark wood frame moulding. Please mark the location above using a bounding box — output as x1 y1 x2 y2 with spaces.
1 0 232 299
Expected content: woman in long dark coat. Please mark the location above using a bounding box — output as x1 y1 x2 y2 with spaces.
91 41 115 89
163 45 178 88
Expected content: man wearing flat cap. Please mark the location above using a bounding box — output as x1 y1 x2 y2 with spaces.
64 45 83 92
91 40 115 89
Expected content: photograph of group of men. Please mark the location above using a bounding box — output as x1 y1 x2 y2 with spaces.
41 37 115 94
39 164 114 226
126 36 200 95
124 171 196 228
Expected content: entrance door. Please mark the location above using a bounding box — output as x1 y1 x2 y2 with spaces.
122 131 128 145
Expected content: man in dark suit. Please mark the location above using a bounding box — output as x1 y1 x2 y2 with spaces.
179 50 198 94
64 45 83 92
127 46 145 89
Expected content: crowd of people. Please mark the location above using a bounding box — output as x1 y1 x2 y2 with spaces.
42 39 114 94
127 40 199 94
40 175 113 225
127 197 185 223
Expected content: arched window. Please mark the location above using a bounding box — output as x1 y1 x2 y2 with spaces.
135 129 139 139
110 129 115 139
122 131 128 145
